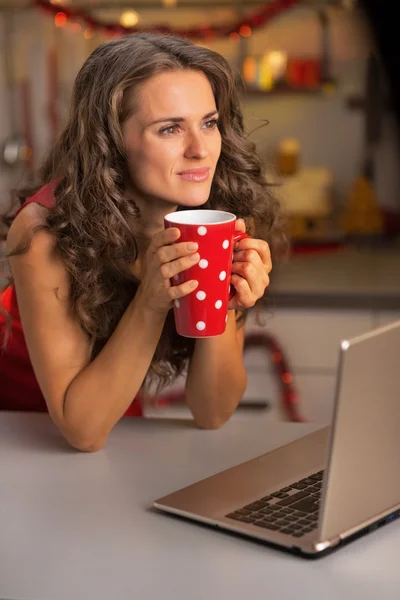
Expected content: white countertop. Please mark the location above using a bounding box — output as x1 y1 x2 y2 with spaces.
0 411 398 600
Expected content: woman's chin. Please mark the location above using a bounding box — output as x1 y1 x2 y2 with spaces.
173 191 211 208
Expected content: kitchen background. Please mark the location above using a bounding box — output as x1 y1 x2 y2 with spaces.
1 0 399 424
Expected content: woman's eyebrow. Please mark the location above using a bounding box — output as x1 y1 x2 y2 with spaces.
148 110 218 126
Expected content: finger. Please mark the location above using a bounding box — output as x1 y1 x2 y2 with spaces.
160 253 200 279
156 240 199 264
231 261 268 296
230 274 256 308
168 279 198 300
234 218 246 233
234 238 271 267
233 248 264 268
151 227 181 251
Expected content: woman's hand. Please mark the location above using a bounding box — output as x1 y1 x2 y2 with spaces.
136 227 199 316
228 219 272 310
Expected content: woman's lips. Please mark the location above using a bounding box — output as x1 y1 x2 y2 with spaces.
177 168 210 182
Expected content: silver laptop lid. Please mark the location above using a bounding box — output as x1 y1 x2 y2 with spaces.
319 319 400 542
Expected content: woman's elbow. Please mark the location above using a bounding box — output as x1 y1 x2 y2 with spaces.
62 428 108 452
71 436 107 452
54 410 109 452
194 412 231 430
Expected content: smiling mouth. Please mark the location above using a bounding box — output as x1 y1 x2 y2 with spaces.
177 168 210 182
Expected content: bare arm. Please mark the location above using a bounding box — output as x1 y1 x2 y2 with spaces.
185 309 247 429
185 217 272 428
7 209 198 451
8 227 166 452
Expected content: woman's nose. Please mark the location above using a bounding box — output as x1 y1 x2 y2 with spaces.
184 131 209 160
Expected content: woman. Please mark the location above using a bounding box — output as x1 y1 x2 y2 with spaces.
0 33 284 451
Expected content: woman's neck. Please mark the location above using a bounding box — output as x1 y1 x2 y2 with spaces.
127 188 178 263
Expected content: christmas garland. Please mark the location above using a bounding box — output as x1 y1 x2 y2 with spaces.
33 0 301 40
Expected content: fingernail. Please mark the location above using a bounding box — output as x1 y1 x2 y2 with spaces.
190 280 198 288
189 252 200 261
187 242 198 251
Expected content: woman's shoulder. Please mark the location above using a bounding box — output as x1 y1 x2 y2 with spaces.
15 180 57 217
6 182 58 259
6 199 68 293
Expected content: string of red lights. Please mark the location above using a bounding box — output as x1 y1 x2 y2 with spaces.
33 0 301 40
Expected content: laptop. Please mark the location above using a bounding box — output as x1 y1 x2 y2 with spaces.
153 318 400 558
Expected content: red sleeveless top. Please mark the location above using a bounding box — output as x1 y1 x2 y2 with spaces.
0 182 142 416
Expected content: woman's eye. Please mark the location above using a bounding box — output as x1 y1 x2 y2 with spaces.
203 119 219 130
159 124 180 136
159 119 219 136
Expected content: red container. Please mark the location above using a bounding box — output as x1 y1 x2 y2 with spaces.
164 209 248 337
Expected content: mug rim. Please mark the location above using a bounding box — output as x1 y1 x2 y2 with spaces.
164 209 236 226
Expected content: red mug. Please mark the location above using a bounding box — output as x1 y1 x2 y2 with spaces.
164 209 248 338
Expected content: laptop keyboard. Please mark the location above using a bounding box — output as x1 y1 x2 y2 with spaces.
225 470 324 538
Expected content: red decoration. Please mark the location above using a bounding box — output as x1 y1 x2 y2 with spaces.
20 79 34 172
154 331 306 423
54 11 67 28
33 0 301 40
287 57 321 88
47 45 59 140
243 331 306 423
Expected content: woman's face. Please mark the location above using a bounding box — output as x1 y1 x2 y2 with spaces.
123 69 222 209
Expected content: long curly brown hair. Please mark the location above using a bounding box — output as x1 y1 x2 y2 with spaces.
2 33 286 394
